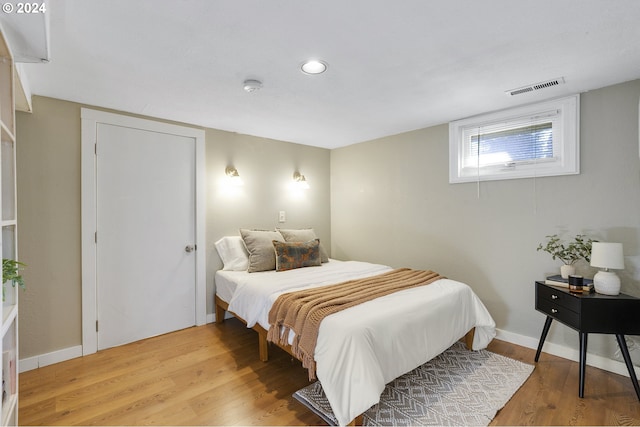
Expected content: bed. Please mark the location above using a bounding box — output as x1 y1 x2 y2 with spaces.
214 232 496 426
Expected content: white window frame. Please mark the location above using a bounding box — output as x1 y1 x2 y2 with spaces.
449 94 580 183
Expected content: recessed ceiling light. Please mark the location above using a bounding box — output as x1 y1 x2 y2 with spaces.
301 60 327 75
243 79 263 92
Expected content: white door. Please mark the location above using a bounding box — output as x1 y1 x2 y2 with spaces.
95 123 197 350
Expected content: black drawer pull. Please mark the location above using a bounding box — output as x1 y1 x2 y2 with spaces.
551 294 559 300
551 308 558 314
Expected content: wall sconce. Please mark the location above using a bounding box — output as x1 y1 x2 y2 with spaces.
293 171 310 189
225 166 244 186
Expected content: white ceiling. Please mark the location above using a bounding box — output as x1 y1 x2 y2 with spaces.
18 0 640 149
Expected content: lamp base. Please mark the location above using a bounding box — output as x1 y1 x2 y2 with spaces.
593 270 621 296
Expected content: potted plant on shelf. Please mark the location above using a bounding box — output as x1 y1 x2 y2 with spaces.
537 234 594 278
2 258 26 302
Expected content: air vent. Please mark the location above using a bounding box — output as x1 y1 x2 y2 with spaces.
506 77 565 96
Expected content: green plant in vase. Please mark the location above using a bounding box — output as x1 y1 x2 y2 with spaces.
537 234 594 278
2 258 26 302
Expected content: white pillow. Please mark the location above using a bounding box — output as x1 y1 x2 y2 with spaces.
214 236 249 271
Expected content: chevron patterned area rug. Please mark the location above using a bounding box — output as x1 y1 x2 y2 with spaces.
293 341 533 426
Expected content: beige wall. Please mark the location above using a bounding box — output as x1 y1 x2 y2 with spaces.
17 97 83 358
17 80 640 368
16 96 331 358
331 79 640 364
204 129 331 311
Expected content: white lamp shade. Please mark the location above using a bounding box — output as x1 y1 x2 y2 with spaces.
590 242 624 270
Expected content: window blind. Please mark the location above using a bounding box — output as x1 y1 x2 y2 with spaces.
466 122 554 168
449 95 579 183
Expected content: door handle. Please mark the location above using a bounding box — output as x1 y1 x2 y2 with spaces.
185 245 196 253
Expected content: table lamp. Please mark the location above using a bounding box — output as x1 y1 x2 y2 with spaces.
590 242 624 295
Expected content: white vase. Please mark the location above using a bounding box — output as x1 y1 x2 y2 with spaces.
560 264 576 279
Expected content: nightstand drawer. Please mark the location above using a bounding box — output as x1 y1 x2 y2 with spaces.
536 282 580 312
534 280 640 401
536 297 580 329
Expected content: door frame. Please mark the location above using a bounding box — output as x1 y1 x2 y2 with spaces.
80 108 206 356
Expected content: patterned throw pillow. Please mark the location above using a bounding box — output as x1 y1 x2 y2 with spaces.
273 239 322 272
277 228 329 263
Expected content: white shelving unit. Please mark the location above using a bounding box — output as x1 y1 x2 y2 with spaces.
0 25 18 427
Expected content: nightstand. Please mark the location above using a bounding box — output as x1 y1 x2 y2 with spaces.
534 281 640 400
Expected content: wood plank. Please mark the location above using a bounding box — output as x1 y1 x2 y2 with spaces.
19 319 640 426
487 339 640 426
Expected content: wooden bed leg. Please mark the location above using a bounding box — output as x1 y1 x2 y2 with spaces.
214 296 226 324
465 327 475 350
347 415 363 426
214 295 272 362
257 328 269 362
215 306 225 324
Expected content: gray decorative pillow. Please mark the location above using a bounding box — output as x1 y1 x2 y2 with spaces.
239 229 285 272
277 228 329 263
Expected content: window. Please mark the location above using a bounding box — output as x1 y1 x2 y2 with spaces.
449 95 579 183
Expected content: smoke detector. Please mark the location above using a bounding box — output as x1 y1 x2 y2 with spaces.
506 77 565 96
243 79 263 92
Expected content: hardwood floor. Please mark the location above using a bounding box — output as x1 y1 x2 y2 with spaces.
19 318 640 426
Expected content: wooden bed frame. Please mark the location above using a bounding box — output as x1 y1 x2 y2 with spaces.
216 295 285 361
215 294 475 425
215 294 475 364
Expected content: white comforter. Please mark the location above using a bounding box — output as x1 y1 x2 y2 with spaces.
219 260 496 426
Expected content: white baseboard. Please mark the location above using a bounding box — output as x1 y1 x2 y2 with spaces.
19 345 83 373
496 328 640 378
21 312 234 372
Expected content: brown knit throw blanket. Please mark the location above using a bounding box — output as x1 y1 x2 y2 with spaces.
266 268 445 379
